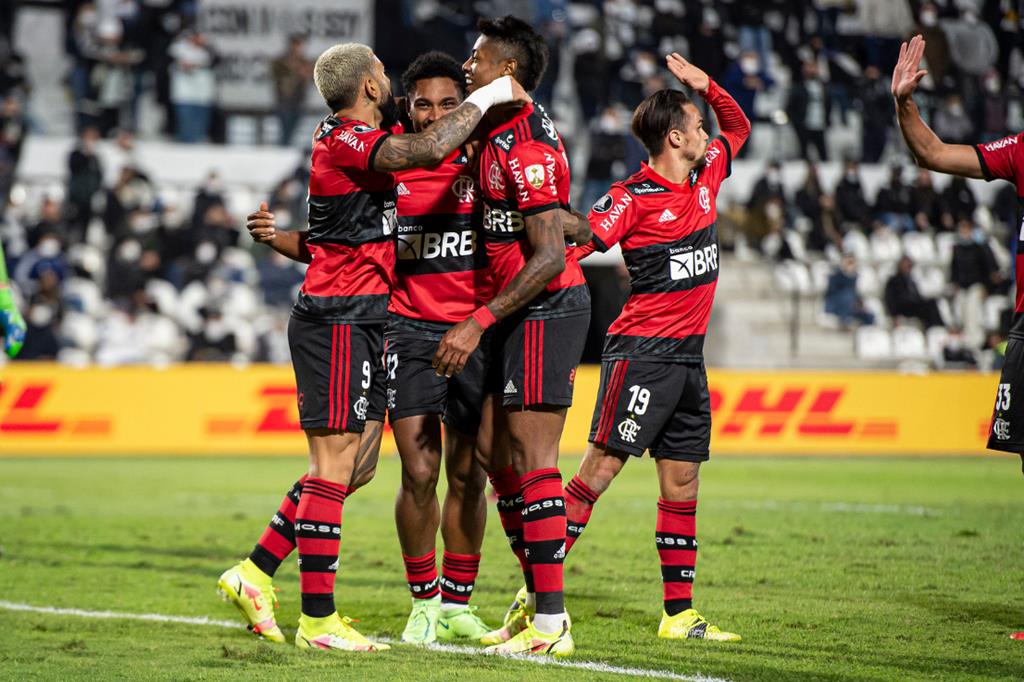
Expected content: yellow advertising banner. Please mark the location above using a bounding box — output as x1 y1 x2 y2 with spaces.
0 364 1001 456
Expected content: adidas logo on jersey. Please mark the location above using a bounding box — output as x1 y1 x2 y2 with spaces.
396 182 411 196
504 380 516 394
658 208 677 223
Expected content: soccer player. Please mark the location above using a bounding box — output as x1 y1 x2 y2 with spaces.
892 35 1024 639
559 53 749 642
432 16 592 656
893 36 1024 474
0 240 27 358
382 51 495 645
216 42 527 652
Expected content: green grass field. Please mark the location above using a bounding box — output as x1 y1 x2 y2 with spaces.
1 455 1023 681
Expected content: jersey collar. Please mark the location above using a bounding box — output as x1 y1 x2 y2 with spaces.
487 102 535 136
641 161 692 192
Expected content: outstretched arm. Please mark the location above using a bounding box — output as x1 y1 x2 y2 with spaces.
892 35 983 178
432 208 565 377
246 202 312 263
373 76 529 172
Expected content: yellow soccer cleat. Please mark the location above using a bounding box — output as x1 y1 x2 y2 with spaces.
401 595 441 645
657 608 742 642
295 613 390 652
484 616 574 657
479 585 530 645
216 559 285 643
436 605 493 641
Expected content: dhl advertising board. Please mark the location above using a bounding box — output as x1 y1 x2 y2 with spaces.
0 364 1002 456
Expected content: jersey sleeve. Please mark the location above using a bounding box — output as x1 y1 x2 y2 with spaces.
699 137 731 193
331 124 392 172
975 133 1024 183
586 184 634 253
506 140 565 216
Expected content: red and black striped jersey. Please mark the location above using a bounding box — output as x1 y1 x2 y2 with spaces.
975 132 1024 340
478 102 590 317
390 146 486 325
578 80 750 361
293 115 396 324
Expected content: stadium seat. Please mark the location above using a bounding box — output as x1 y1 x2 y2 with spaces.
870 230 903 265
916 266 947 299
810 260 832 295
862 296 888 327
892 325 928 361
62 277 105 317
774 261 812 295
934 232 956 265
842 231 871 263
855 264 881 298
61 311 99 353
984 294 1009 330
926 326 951 367
145 279 180 318
902 231 937 265
855 326 893 360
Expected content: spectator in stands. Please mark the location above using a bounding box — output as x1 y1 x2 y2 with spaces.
270 35 313 147
66 126 104 237
0 35 28 102
884 256 945 329
187 307 237 361
168 29 216 143
909 168 952 231
720 50 774 122
27 197 69 249
977 68 1009 141
583 106 629 210
102 165 155 241
87 18 143 136
787 59 830 161
19 268 63 360
915 3 952 86
873 164 914 233
0 93 27 211
941 327 979 369
858 66 892 163
13 233 68 297
747 161 786 215
835 159 870 231
795 161 839 252
258 251 305 308
941 175 977 222
825 254 875 328
932 94 974 145
951 219 1004 294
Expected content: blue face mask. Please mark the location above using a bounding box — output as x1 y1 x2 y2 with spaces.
973 228 986 244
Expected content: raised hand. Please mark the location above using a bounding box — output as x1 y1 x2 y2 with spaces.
666 53 709 93
892 34 928 102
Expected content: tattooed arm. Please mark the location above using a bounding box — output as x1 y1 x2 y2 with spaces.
561 207 593 246
373 76 529 172
432 208 565 377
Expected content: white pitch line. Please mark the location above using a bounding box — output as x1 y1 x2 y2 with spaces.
0 600 728 682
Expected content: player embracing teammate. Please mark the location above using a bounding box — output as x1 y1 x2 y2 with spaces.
216 41 527 652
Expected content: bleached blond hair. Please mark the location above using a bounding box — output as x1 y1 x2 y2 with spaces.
313 43 376 111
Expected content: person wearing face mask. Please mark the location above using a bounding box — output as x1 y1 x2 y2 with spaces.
720 50 774 143
834 160 870 231
217 40 528 653
787 59 831 161
894 34 1024 500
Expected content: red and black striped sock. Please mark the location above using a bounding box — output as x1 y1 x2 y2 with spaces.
295 478 348 618
564 475 600 555
657 498 698 616
520 467 566 615
440 551 480 605
248 475 307 577
403 550 440 600
488 465 534 593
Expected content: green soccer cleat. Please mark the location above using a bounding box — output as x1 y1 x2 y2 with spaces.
484 616 574 657
479 585 530 645
295 613 390 652
657 608 742 642
436 604 493 641
216 559 285 643
401 594 441 645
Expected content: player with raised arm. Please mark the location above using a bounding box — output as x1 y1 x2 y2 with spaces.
892 35 1024 475
893 35 1024 641
431 16 592 657
216 42 526 652
0 240 27 358
560 53 749 642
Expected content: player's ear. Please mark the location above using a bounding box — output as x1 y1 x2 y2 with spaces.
667 129 684 149
364 74 379 102
501 58 517 78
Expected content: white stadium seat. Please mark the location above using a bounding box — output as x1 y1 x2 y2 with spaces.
855 326 893 360
892 325 928 361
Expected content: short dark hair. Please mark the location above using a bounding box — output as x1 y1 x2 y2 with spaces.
476 15 548 92
631 89 693 155
401 50 467 98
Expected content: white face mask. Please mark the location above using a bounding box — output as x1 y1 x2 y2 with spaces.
118 240 142 262
740 58 759 75
636 58 657 78
29 305 53 327
38 238 61 258
920 10 937 27
196 242 217 265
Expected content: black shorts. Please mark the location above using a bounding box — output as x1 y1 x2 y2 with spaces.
384 315 486 434
987 336 1024 453
288 316 386 432
588 359 711 462
486 312 590 408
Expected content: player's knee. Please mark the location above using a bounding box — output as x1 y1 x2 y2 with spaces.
447 462 487 501
659 461 700 499
350 463 378 489
401 459 440 501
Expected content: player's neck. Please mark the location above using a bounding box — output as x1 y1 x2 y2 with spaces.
334 100 381 128
485 101 529 128
648 153 692 185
